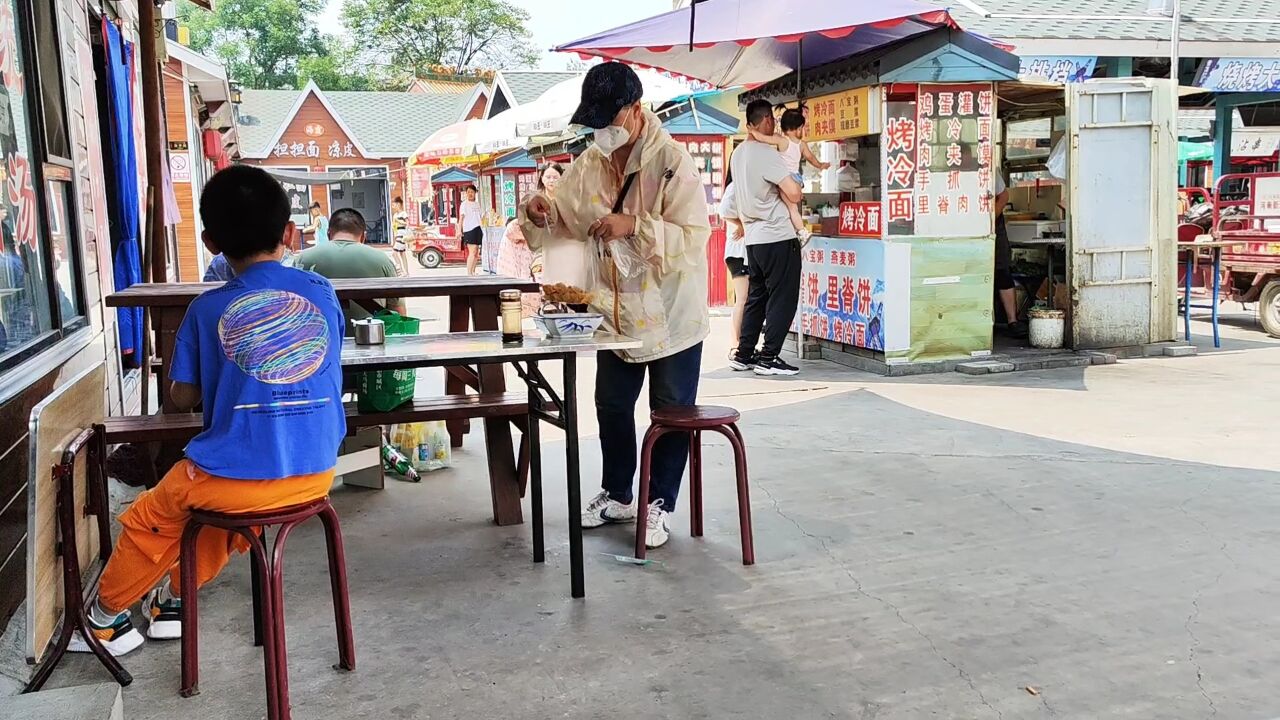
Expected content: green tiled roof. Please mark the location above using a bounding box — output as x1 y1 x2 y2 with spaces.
497 71 579 106
237 86 482 158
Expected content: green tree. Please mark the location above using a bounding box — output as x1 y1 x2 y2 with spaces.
341 0 539 75
296 38 402 91
178 0 328 89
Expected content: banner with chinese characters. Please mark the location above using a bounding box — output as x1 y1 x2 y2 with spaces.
1019 56 1096 84
797 237 887 351
804 87 876 142
272 139 360 160
882 101 918 237
913 83 995 238
838 201 881 238
1195 58 1280 93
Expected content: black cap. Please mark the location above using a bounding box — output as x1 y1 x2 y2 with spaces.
570 62 644 130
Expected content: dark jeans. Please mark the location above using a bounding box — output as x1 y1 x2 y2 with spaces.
596 343 703 511
737 239 802 359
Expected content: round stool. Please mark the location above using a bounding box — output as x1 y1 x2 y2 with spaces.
179 497 354 720
636 405 754 565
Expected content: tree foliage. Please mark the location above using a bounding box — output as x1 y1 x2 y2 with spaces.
341 0 539 75
179 0 330 89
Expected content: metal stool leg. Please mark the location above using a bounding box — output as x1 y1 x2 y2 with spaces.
723 423 755 566
268 524 301 720
689 430 704 538
634 425 666 560
179 522 204 698
250 536 265 647
318 504 356 671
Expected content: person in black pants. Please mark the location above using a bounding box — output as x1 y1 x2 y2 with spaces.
729 100 805 376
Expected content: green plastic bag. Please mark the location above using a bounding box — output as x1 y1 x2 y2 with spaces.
356 310 421 412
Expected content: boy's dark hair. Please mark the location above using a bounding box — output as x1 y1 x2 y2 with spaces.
329 208 367 237
393 196 403 204
200 165 290 261
465 183 478 192
780 108 806 133
746 99 775 128
310 201 322 211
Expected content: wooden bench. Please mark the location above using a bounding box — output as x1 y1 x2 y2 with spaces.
99 393 530 445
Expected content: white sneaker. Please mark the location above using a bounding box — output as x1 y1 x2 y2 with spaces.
141 586 182 640
68 611 145 657
581 490 637 529
645 501 671 549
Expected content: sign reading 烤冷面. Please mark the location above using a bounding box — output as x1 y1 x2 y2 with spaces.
882 100 918 237
838 201 881 238
1195 58 1280 93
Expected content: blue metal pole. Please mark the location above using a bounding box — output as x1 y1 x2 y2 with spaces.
1212 247 1222 348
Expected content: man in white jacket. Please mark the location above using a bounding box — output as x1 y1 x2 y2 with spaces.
521 62 710 549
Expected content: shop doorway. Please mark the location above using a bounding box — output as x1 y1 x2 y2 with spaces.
327 168 389 245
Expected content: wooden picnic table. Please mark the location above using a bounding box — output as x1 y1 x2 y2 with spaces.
105 275 541 525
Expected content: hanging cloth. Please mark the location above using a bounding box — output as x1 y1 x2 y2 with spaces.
102 18 143 366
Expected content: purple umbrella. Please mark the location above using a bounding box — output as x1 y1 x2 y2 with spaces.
555 0 957 88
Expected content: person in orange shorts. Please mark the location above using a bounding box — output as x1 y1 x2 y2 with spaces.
73 165 348 656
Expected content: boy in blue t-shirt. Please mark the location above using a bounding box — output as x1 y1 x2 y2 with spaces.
75 165 347 656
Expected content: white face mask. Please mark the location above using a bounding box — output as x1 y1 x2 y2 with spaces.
593 109 636 157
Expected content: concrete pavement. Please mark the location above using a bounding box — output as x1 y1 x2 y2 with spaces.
34 283 1280 719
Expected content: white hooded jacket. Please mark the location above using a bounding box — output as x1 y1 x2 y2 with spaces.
519 110 710 363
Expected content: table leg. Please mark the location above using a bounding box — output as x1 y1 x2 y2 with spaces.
473 295 522 526
1184 249 1193 342
445 297 471 448
562 353 584 599
527 361 544 564
1212 247 1222 349
156 307 183 413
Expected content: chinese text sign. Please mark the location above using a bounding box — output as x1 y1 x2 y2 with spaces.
804 87 875 143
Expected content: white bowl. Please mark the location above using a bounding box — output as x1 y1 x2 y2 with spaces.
533 312 604 338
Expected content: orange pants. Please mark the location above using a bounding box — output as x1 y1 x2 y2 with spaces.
98 459 334 613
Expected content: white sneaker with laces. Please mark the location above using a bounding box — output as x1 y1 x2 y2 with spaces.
581 490 637 529
645 501 671 549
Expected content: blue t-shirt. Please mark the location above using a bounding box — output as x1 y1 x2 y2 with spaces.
170 261 347 480
203 254 235 282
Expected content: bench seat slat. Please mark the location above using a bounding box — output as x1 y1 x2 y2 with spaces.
100 393 529 445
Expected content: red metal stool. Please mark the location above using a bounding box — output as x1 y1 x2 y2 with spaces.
179 497 355 720
635 405 754 565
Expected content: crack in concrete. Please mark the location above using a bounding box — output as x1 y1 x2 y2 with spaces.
757 481 1004 720
1177 481 1233 720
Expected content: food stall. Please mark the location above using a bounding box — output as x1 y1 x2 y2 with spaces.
741 28 1021 369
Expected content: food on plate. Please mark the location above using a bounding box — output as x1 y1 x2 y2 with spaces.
541 283 593 306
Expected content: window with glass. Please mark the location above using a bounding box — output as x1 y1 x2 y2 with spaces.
0 0 86 369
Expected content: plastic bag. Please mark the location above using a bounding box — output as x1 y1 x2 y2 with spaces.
355 311 421 412
1046 137 1068 180
389 421 452 473
600 237 646 280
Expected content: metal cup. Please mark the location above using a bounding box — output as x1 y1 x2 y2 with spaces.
353 318 386 345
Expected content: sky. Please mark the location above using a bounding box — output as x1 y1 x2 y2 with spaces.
317 0 673 70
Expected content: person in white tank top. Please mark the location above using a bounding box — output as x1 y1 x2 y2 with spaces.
748 106 831 242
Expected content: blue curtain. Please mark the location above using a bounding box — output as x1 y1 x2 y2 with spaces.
102 19 143 366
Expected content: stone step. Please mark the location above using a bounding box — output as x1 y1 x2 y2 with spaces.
0 683 123 720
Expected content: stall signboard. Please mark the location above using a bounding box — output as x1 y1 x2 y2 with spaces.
517 172 538 208
804 87 876 142
1195 59 1280 93
883 100 918 236
1256 176 1280 218
1019 56 1096 84
838 201 881 238
280 178 312 226
680 137 726 201
502 177 518 219
913 83 996 238
798 238 887 351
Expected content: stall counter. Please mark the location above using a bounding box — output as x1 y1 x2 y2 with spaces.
797 235 995 363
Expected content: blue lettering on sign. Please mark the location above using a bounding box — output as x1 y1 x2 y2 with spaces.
1195 58 1280 92
1018 56 1097 84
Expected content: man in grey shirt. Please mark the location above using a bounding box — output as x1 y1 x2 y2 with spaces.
730 99 805 376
